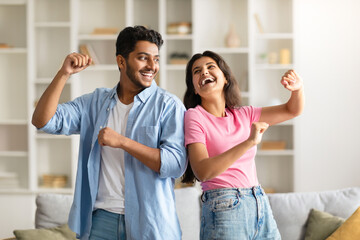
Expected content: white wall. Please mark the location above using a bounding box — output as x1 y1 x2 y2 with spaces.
294 0 360 192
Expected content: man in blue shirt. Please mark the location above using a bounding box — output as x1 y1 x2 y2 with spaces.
32 26 187 240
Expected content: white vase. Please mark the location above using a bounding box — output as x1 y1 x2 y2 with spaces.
225 24 240 48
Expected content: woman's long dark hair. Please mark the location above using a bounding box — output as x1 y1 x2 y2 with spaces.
181 51 242 184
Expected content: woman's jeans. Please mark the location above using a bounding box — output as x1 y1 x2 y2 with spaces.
200 186 281 240
89 209 126 240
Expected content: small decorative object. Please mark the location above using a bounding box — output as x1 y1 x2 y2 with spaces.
41 174 68 188
258 53 267 64
263 187 276 193
167 22 192 35
268 52 278 64
261 141 286 150
92 27 119 35
79 44 99 65
280 48 291 64
253 13 264 33
0 43 11 48
225 24 240 48
169 52 189 65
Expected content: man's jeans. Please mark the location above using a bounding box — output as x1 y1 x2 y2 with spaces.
89 209 126 240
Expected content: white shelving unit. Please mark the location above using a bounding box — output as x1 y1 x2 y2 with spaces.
250 0 295 193
0 0 295 236
0 0 296 194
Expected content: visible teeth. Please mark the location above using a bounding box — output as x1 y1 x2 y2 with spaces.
201 78 214 86
142 72 152 76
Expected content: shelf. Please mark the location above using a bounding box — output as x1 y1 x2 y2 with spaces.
256 33 294 39
35 22 71 28
0 189 32 194
78 34 117 41
0 119 27 125
35 133 72 140
0 0 25 5
255 64 293 70
86 64 119 71
198 47 249 54
166 64 186 70
165 34 193 40
0 48 27 54
257 150 294 156
36 187 73 194
0 151 28 157
0 188 73 195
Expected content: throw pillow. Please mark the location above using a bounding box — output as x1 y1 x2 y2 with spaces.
13 224 76 240
304 209 345 240
326 206 360 240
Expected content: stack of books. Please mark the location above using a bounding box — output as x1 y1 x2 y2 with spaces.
41 174 68 188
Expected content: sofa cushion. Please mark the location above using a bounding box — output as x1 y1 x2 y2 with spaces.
35 193 73 229
13 224 76 240
304 209 344 240
267 187 360 240
327 207 360 240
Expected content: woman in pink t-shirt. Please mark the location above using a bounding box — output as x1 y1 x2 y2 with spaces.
182 51 304 239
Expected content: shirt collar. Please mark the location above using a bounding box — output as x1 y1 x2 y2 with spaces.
136 80 157 103
110 80 157 103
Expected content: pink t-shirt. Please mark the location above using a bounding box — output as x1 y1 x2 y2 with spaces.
184 105 262 191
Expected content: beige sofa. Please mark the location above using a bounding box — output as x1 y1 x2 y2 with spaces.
7 187 360 240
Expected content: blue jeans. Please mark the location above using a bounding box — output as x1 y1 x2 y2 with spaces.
89 209 126 240
200 186 281 240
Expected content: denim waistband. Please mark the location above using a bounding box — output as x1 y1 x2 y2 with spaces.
201 186 264 202
93 209 124 220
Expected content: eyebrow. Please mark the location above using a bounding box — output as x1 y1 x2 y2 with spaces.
137 52 160 58
192 61 216 72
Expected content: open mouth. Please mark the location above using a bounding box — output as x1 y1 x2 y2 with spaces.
141 72 153 79
201 77 215 86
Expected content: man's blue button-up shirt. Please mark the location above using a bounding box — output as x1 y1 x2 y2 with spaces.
40 81 187 239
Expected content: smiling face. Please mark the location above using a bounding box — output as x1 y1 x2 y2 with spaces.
118 40 160 91
191 56 228 98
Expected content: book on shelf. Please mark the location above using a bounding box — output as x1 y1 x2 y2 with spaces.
261 141 286 150
79 44 100 65
92 27 119 35
254 13 264 33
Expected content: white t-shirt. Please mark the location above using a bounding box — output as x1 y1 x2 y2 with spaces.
94 95 133 214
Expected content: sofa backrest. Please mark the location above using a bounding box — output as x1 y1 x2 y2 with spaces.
267 187 360 240
35 186 201 240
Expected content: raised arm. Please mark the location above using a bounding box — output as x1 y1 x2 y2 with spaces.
259 69 305 126
31 53 92 128
188 122 269 182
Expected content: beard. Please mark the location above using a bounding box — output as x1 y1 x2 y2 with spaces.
125 59 154 90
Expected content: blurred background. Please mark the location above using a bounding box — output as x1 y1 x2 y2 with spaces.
0 0 359 238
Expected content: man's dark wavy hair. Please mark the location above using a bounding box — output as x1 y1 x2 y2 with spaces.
116 25 163 59
181 50 242 184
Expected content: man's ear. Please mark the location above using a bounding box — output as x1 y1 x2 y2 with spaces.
116 55 126 70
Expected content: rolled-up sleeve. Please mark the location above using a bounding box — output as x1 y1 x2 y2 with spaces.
39 98 83 135
158 101 187 179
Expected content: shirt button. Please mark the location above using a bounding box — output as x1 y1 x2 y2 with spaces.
100 126 103 129
107 108 110 112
